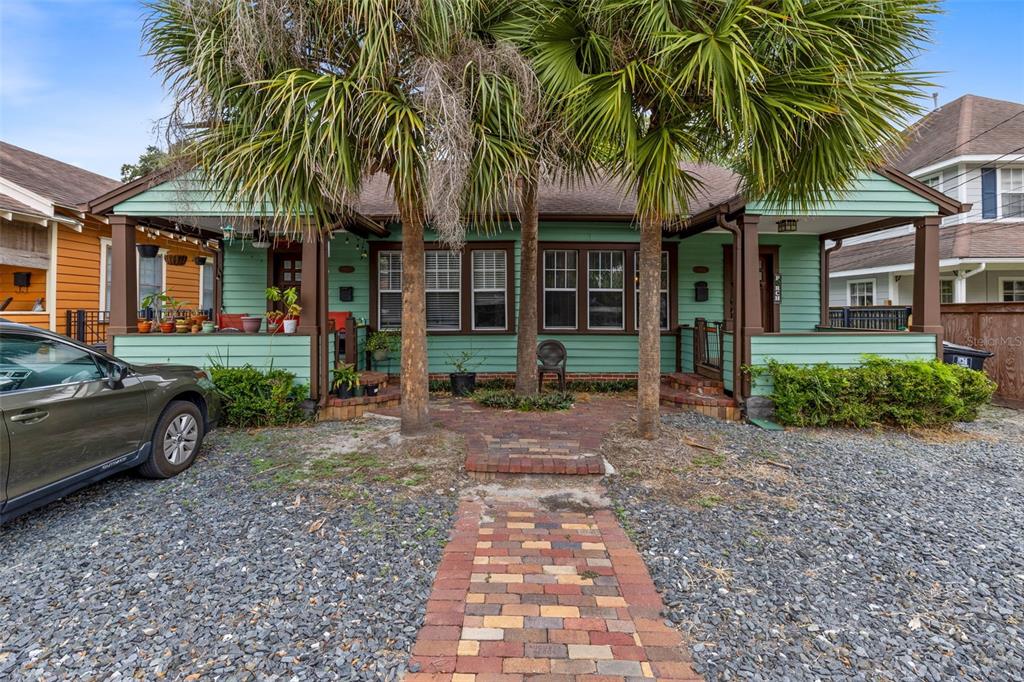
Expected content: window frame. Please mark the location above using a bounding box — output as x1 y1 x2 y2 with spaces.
847 278 875 307
370 241 515 335
471 249 509 332
999 277 1024 303
425 250 463 332
1000 167 1024 219
586 249 626 331
543 249 579 330
537 242 677 335
199 261 216 310
99 238 168 314
939 277 955 305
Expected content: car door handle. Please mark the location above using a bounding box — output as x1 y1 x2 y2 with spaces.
10 410 49 424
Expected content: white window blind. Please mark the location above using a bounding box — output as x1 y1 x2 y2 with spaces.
472 250 507 330
426 251 461 330
378 251 403 329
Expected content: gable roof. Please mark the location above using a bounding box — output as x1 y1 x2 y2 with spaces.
0 140 121 208
831 221 1024 272
0 192 48 220
891 94 1024 173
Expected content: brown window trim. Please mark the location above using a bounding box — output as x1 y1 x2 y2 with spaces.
369 241 516 335
537 241 678 335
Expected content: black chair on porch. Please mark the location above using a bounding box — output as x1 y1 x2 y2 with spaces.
537 339 567 391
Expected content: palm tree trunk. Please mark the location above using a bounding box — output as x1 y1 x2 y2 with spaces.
399 200 429 435
515 166 540 397
637 214 662 439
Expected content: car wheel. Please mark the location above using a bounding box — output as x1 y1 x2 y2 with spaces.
138 400 205 479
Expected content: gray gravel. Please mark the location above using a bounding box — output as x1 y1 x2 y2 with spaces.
612 407 1024 682
0 427 455 680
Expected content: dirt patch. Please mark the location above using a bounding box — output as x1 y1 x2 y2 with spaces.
599 420 797 511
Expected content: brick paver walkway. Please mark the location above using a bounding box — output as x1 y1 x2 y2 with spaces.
406 501 702 681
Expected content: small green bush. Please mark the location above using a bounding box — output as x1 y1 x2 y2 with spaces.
760 356 995 428
209 365 309 427
566 378 636 393
474 388 575 411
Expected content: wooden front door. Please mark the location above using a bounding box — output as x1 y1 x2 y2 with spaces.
273 251 302 294
723 245 779 333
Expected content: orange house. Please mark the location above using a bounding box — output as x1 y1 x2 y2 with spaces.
1 142 216 344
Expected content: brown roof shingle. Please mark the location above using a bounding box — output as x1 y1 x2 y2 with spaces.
0 192 48 219
891 94 1024 173
1 141 121 208
831 222 1024 272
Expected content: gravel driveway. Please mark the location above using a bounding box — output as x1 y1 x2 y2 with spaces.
0 420 457 681
612 407 1024 682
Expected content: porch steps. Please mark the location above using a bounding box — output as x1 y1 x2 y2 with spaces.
660 373 741 421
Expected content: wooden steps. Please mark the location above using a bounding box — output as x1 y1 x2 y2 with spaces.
660 373 741 421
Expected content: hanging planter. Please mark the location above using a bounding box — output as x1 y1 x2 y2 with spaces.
137 244 159 258
164 254 188 266
193 256 208 266
251 229 272 249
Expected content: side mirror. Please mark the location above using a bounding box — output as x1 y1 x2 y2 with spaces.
107 362 128 389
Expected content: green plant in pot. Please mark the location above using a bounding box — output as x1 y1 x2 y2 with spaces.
266 286 302 333
447 350 480 397
331 363 360 399
138 291 164 332
366 330 399 362
265 309 284 334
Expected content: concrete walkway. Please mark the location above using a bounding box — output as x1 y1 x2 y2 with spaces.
406 500 702 681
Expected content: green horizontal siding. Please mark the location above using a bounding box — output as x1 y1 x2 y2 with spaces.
222 241 267 314
723 332 734 393
680 328 695 373
749 332 938 396
113 173 277 216
113 334 312 395
748 171 940 217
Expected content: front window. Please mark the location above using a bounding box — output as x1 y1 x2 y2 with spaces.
634 251 670 330
377 252 403 329
587 250 625 329
201 263 215 310
1002 279 1024 302
940 279 955 304
543 250 578 329
849 280 874 306
425 251 461 330
472 250 507 330
139 254 164 310
1001 168 1024 218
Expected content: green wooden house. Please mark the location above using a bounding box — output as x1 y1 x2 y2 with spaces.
85 164 964 420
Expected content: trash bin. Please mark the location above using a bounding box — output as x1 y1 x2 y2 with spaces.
942 341 993 371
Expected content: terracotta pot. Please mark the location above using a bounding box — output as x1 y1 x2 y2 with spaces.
241 316 263 334
137 320 153 333
159 321 175 333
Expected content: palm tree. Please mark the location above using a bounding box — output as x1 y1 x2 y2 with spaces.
525 0 934 438
145 0 481 435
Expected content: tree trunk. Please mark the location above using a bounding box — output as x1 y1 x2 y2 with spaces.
515 167 540 397
399 200 429 435
637 214 662 439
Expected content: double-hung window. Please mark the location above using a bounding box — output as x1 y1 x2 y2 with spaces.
848 279 874 307
472 250 507 330
1001 168 1024 218
377 251 403 329
425 251 461 330
939 278 955 304
587 250 625 329
543 250 578 329
633 251 670 330
1001 279 1024 302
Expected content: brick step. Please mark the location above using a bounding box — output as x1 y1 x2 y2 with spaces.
659 385 741 421
465 452 604 476
319 385 401 421
661 372 724 395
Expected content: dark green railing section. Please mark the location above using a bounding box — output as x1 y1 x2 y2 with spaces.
828 306 912 330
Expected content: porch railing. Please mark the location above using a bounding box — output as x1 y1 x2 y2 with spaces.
694 317 724 375
828 306 912 330
65 308 214 347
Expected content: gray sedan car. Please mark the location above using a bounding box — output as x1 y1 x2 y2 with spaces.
0 320 221 523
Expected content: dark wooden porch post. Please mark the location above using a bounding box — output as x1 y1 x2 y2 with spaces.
820 238 843 327
909 215 943 355
738 213 762 398
107 216 138 344
298 234 322 400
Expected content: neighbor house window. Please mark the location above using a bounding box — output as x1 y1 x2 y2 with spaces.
472 250 507 330
633 251 670 330
200 262 215 310
587 250 625 329
922 175 941 188
1001 278 1024 302
103 241 164 313
848 279 874 306
1001 168 1024 218
543 249 578 329
940 278 955 304
425 251 461 330
377 251 403 329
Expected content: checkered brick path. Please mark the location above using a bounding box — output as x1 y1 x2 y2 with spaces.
406 502 702 681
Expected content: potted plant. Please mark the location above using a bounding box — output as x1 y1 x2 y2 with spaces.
201 320 216 333
366 330 399 362
137 244 159 259
266 309 284 334
448 350 480 397
241 315 263 333
331 363 360 399
138 291 163 333
266 286 302 334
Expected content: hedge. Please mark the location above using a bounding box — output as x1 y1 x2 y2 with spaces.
209 365 309 427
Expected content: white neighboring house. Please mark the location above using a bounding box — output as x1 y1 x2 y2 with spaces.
829 94 1024 306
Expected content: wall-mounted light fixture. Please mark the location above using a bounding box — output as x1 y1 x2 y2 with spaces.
776 219 798 233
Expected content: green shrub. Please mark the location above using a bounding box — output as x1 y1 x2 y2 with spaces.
474 388 575 411
759 356 995 428
209 365 309 427
566 378 636 393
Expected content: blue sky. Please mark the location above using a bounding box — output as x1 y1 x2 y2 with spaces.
2 0 1023 180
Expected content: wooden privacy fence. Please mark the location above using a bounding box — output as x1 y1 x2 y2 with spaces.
941 303 1024 407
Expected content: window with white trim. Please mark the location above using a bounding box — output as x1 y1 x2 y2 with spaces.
543 250 578 329
587 250 625 330
633 251 670 330
377 251 403 329
1001 278 1024 302
200 263 215 310
1001 168 1024 218
471 250 507 330
921 174 941 188
848 279 874 306
103 241 164 312
940 278 955 304
425 251 461 330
